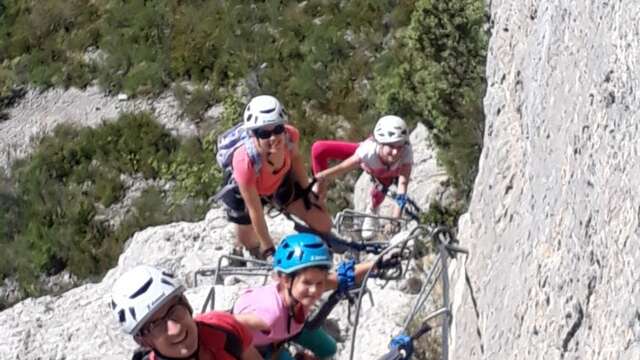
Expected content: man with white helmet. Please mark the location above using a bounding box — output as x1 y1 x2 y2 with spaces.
217 95 331 261
110 265 263 360
311 115 413 239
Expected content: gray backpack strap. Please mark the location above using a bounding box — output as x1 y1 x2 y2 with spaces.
212 169 238 203
242 136 262 174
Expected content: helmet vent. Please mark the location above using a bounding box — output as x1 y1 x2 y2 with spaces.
162 271 174 278
160 277 174 287
304 243 323 249
130 278 152 299
118 309 126 323
110 300 117 310
129 307 137 321
246 114 253 122
260 107 276 114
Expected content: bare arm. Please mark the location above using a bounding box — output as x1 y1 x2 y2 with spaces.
313 154 361 200
234 313 268 359
315 153 361 183
241 346 264 360
396 165 412 194
234 313 270 332
237 182 274 251
392 166 412 218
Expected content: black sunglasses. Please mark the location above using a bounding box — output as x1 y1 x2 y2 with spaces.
253 124 286 139
139 298 190 337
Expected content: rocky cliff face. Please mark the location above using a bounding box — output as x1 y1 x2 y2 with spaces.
451 1 640 359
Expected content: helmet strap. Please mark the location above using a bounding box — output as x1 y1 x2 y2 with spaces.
285 273 305 334
142 296 197 360
267 154 277 175
267 152 291 176
376 145 392 169
153 344 199 360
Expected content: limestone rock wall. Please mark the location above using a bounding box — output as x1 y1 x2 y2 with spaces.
451 1 640 359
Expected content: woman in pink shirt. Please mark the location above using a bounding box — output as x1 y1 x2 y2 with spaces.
311 116 413 239
218 95 331 260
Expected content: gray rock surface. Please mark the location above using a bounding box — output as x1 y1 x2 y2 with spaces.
0 272 82 312
0 86 198 172
0 277 21 309
450 1 640 359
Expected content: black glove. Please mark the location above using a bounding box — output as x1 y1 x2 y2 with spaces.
375 250 403 270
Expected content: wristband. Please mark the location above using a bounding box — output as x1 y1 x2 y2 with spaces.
336 259 356 293
395 193 408 209
390 334 413 358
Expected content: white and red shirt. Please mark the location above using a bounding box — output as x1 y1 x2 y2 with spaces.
355 138 413 181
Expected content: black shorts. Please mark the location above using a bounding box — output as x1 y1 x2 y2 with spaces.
219 170 300 225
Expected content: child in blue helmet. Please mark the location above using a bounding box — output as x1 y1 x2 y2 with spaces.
233 233 396 360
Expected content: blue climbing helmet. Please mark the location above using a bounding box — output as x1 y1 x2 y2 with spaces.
273 233 333 274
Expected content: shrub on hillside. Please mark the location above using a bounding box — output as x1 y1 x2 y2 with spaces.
1 0 417 135
97 0 170 95
0 112 220 294
374 0 487 200
0 0 100 89
173 84 216 122
421 200 465 230
160 136 221 200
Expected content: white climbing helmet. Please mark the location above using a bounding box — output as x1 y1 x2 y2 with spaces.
110 265 185 335
243 95 288 130
373 115 409 144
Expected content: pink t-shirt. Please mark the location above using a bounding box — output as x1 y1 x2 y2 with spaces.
232 283 306 347
232 125 300 196
355 138 413 180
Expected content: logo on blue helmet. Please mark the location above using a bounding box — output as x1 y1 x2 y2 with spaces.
273 233 333 274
